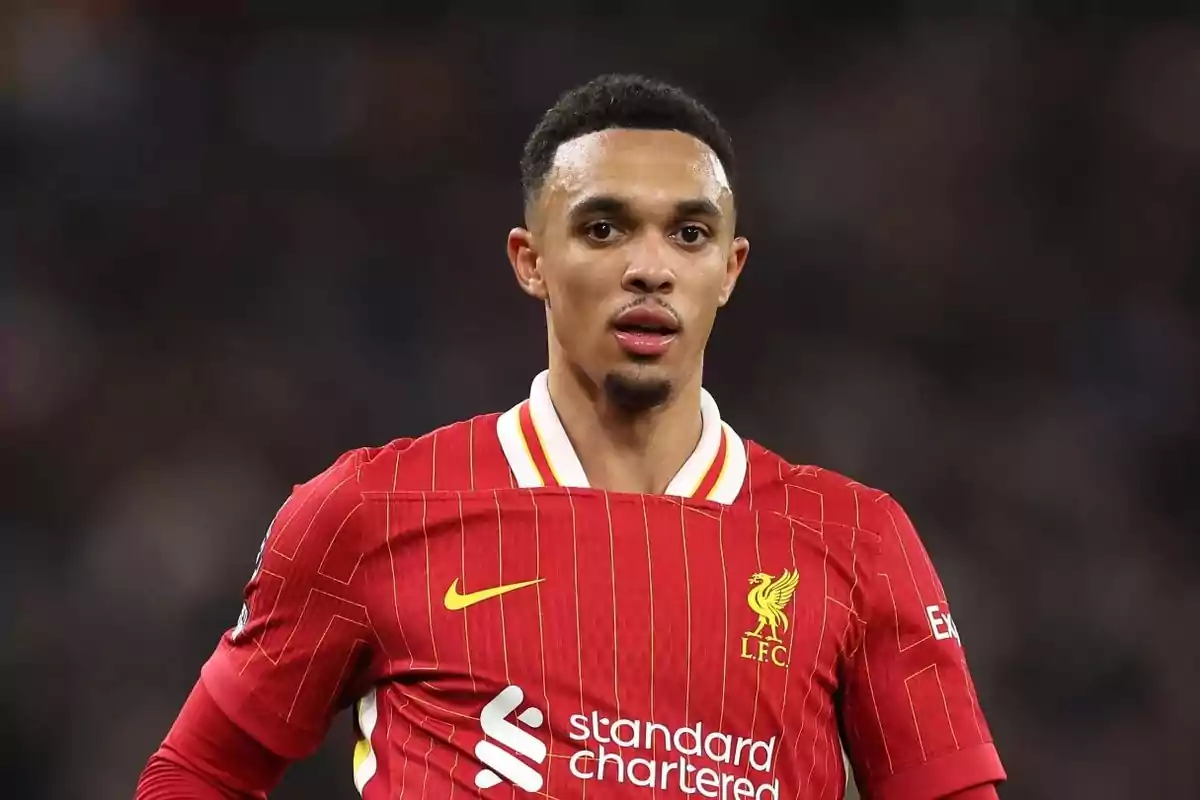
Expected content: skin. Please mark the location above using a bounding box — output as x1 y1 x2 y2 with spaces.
507 128 750 494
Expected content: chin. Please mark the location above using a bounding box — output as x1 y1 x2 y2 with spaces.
602 363 674 414
606 357 676 384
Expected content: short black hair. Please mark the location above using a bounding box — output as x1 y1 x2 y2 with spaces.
520 74 735 204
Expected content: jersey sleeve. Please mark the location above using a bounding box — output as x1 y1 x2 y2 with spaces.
200 450 379 760
840 495 1005 800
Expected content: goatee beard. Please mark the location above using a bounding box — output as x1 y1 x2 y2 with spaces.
603 372 672 414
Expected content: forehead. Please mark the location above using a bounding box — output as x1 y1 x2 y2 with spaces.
543 129 732 212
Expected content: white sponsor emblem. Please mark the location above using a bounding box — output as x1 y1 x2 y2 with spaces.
926 604 962 644
474 685 547 791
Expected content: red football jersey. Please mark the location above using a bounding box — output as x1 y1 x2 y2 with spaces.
202 371 1004 799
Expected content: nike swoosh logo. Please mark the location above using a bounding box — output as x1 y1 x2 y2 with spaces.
444 577 544 611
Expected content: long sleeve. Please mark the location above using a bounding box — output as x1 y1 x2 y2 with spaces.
134 681 287 799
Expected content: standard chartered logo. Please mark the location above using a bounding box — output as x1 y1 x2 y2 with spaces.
474 685 547 791
475 685 780 798
568 711 780 798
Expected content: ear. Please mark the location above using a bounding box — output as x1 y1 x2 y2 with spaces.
717 236 750 307
507 227 548 300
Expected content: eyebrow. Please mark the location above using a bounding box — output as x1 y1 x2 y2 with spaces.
567 194 723 221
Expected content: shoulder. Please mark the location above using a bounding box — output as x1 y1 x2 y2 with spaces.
345 412 506 492
742 439 905 539
743 442 944 604
266 411 502 508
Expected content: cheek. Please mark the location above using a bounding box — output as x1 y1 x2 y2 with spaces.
545 262 609 342
546 255 611 310
685 304 720 348
679 264 727 332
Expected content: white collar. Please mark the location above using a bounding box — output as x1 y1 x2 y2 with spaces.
496 370 747 504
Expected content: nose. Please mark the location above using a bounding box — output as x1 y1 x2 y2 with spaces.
620 236 676 295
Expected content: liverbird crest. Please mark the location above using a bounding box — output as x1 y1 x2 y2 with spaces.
745 569 800 643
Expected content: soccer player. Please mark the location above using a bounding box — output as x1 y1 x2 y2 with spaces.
136 74 1005 799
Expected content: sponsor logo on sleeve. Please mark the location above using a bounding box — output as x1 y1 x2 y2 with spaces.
926 603 962 645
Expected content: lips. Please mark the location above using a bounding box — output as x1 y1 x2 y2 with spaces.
611 306 680 358
612 306 680 336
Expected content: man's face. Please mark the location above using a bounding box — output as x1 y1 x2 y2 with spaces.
509 128 749 410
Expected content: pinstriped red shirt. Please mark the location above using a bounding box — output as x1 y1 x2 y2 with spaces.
202 371 1004 799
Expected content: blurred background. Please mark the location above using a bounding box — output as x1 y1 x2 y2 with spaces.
4 2 1199 799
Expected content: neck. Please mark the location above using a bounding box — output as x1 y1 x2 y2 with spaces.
545 363 704 495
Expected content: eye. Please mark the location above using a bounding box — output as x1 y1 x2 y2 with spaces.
676 225 709 246
585 221 618 242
